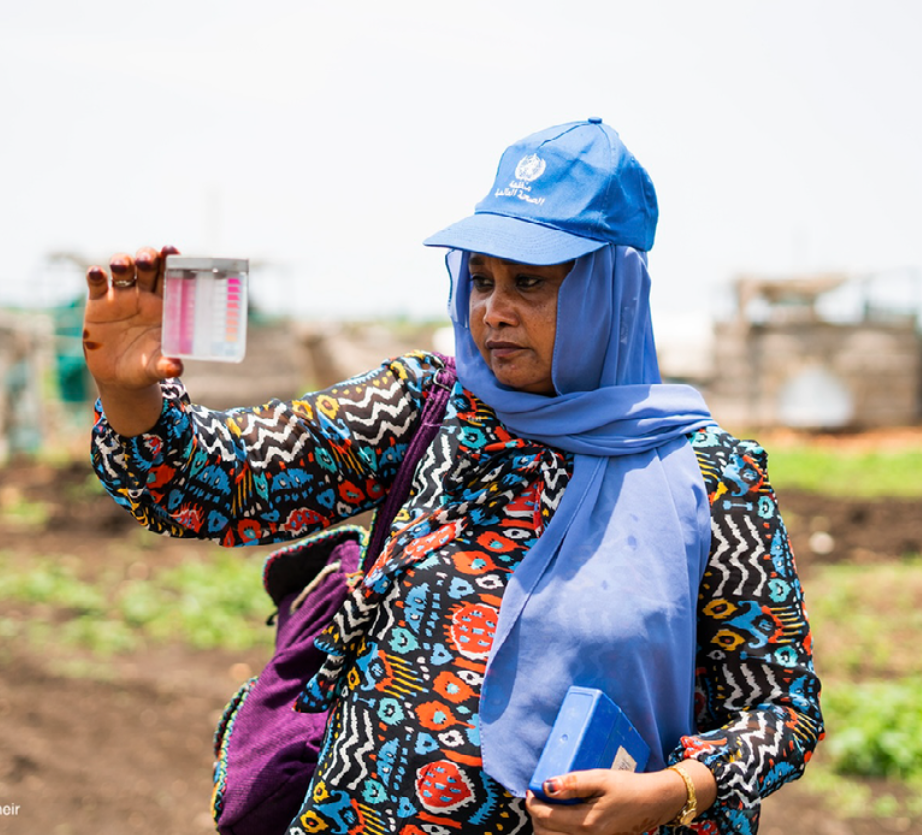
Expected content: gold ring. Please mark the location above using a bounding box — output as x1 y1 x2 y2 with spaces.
112 278 136 288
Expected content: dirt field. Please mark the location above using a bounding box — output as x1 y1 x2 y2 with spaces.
1 457 920 835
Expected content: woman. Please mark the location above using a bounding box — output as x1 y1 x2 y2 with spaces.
84 119 822 834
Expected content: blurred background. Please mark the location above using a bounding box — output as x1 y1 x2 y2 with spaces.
1 2 921 833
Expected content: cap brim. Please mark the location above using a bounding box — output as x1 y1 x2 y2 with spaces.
423 213 606 265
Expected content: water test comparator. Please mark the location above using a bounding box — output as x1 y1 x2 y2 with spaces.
162 256 249 363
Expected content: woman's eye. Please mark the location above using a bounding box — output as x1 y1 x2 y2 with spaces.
470 274 492 291
516 275 542 289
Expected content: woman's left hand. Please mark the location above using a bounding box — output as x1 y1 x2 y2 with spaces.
525 767 694 835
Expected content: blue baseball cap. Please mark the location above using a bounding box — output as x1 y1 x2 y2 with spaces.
423 118 658 265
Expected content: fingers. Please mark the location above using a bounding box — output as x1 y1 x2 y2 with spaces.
85 246 180 298
540 770 595 802
135 244 181 295
135 247 160 293
524 773 590 830
86 265 109 300
525 791 582 835
157 244 180 294
156 354 184 379
109 252 137 290
526 770 610 812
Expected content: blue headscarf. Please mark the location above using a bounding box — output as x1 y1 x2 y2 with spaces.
447 245 717 793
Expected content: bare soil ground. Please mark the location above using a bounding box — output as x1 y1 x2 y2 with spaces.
0 457 920 835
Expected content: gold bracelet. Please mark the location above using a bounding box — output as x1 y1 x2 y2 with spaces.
666 762 698 827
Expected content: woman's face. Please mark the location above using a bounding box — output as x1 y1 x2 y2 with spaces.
468 254 573 395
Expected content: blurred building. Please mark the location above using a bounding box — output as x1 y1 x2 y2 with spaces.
704 272 922 429
0 311 52 459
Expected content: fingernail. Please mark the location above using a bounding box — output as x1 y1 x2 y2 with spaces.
110 261 131 275
543 779 559 795
161 245 179 256
87 266 106 282
136 255 154 271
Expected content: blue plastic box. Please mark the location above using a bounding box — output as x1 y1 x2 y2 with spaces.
529 686 651 803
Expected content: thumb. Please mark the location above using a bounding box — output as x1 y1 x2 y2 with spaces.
155 353 184 379
541 769 610 802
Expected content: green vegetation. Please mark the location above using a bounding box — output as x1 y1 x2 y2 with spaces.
0 465 102 531
799 560 922 817
763 439 922 816
823 678 922 782
804 558 922 679
767 446 922 498
0 549 273 656
0 493 51 528
119 552 274 650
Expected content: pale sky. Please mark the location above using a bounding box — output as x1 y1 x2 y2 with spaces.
2 1 920 330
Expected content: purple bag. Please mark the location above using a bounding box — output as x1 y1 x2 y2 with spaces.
211 359 455 835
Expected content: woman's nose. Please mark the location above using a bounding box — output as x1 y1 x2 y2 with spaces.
482 287 517 327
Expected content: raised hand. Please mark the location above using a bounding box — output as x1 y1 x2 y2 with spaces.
83 246 184 436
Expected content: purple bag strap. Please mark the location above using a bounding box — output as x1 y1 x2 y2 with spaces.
365 355 456 563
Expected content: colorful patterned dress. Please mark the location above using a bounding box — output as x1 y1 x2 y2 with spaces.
91 351 823 834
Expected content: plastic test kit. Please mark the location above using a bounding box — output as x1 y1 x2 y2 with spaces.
529 686 651 804
162 256 249 362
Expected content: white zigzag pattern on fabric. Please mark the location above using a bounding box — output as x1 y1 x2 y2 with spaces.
374 585 401 640
320 699 363 790
334 592 378 647
341 394 415 447
709 513 759 599
412 429 456 505
739 514 768 598
721 710 780 798
344 709 376 792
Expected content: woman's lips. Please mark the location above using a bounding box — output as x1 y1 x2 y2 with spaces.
485 341 525 358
